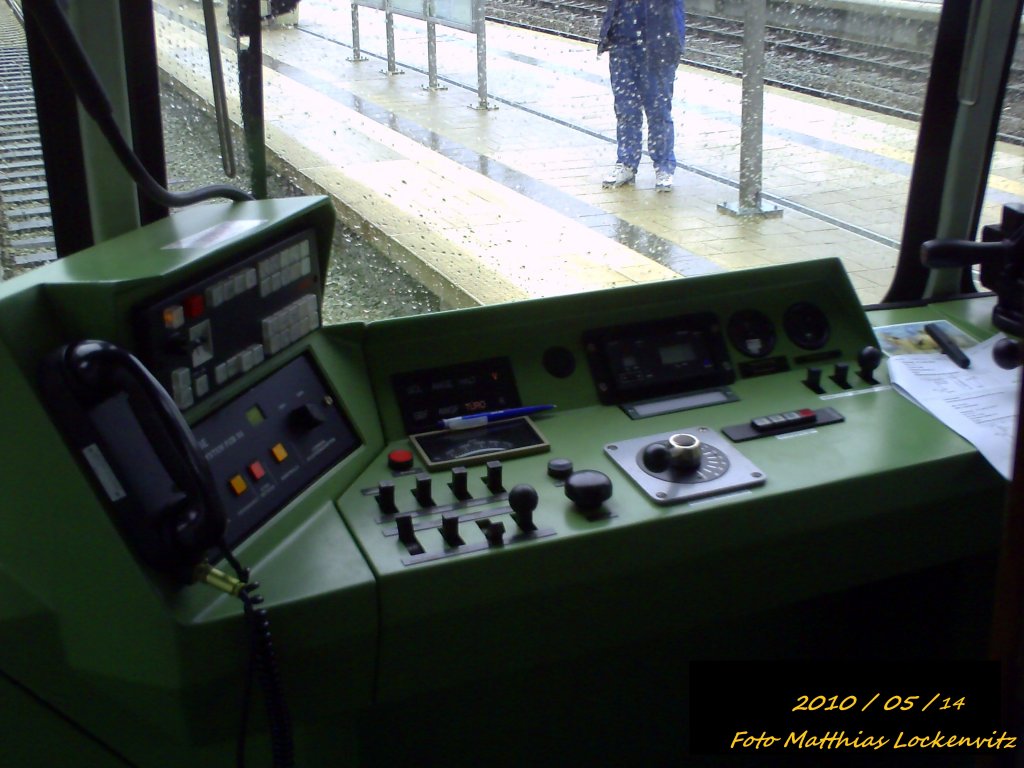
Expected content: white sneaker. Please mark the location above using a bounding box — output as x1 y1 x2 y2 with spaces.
602 163 636 188
655 171 674 192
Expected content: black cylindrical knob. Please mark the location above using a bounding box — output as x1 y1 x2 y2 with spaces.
485 460 504 494
547 458 574 480
804 367 823 392
641 442 670 473
564 470 612 510
509 484 539 531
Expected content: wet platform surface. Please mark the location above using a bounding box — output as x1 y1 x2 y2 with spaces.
153 0 1024 306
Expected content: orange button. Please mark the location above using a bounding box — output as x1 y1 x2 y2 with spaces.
229 475 248 496
271 443 288 463
248 461 266 481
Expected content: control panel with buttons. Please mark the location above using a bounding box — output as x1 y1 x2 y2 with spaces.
193 353 361 548
134 229 322 410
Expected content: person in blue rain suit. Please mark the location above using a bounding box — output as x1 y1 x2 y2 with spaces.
598 0 686 192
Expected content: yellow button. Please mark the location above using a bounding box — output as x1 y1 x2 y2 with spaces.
229 475 247 496
271 443 288 463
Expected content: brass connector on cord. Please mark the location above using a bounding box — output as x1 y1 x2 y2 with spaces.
193 561 247 597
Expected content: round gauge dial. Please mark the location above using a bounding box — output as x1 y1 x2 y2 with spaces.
783 302 831 350
728 309 776 358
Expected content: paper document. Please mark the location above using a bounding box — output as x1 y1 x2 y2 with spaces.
886 334 1020 480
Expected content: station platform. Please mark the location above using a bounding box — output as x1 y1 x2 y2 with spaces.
153 0 1023 307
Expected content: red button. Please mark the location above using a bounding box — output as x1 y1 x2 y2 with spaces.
388 449 414 471
183 294 205 319
248 461 266 481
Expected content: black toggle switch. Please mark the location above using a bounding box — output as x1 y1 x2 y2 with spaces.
376 480 397 514
830 362 851 389
803 366 824 394
412 473 434 507
484 460 504 494
508 484 538 532
449 466 471 500
484 520 506 547
290 402 327 432
396 514 423 555
440 513 463 547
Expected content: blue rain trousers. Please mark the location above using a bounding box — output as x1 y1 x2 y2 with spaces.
599 0 686 174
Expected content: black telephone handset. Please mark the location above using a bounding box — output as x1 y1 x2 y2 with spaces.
39 340 226 584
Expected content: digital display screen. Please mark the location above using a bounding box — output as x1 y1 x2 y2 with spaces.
658 343 696 365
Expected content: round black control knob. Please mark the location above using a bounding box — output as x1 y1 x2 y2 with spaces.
993 337 1023 370
509 484 539 515
857 345 883 382
668 433 702 471
641 442 670 473
564 470 612 510
509 484 539 531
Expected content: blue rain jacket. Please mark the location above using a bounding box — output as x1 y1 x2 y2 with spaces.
598 0 686 61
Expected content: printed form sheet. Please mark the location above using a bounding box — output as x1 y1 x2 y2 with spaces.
886 334 1021 479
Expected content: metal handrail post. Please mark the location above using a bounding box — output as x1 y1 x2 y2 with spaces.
349 2 368 62
718 0 780 218
470 0 495 110
383 2 404 75
424 0 446 92
202 0 236 177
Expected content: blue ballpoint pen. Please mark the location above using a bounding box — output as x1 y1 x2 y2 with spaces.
439 405 555 430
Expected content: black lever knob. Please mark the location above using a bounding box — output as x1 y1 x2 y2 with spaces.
857 345 882 383
564 470 612 511
508 484 539 532
641 442 670 473
994 337 1023 369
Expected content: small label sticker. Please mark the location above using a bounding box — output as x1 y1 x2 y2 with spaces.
82 444 127 502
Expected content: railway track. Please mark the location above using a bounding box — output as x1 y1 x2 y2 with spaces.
0 0 54 280
485 0 1024 143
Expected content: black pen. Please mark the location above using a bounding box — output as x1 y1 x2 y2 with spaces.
924 323 971 368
